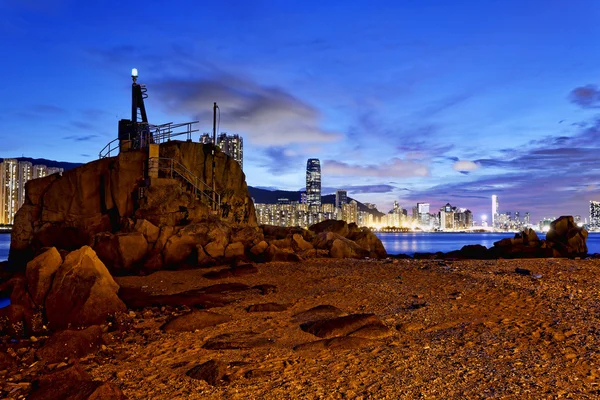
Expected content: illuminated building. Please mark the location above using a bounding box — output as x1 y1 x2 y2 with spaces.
306 159 321 207
46 167 63 176
335 190 347 219
17 161 32 212
0 159 18 225
33 165 48 179
524 212 531 226
200 132 244 169
590 201 600 228
454 208 472 229
342 200 358 224
439 203 455 231
492 195 498 228
417 202 430 227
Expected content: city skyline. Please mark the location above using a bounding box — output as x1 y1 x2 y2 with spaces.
2 1 600 222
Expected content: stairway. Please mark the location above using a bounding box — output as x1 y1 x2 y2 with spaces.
152 157 220 211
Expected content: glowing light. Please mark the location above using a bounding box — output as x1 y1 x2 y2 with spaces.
131 68 138 78
481 214 487 221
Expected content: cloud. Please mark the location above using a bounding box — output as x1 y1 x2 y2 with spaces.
323 184 397 194
153 75 342 146
323 158 429 178
569 85 600 109
63 134 99 142
453 160 480 172
260 146 304 174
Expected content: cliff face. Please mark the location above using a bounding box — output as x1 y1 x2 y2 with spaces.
10 142 257 266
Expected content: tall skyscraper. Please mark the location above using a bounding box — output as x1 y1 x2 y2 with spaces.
590 201 600 228
492 195 498 228
306 158 321 207
417 202 430 226
0 159 18 225
200 132 244 169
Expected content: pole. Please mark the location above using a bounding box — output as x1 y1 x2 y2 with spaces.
212 102 217 210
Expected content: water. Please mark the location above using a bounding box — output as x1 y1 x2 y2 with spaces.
376 232 600 256
0 233 10 308
0 233 9 262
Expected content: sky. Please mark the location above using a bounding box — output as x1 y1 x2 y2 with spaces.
1 0 600 223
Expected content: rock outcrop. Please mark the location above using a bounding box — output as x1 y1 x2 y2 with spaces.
10 141 257 268
45 246 126 330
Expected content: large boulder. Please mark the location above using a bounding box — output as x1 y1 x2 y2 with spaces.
45 246 126 330
26 247 63 307
36 325 104 363
309 220 350 237
93 232 148 272
546 216 588 256
347 227 387 258
330 238 369 259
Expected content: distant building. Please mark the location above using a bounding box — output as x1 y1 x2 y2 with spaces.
335 190 347 209
33 165 48 179
306 159 321 207
439 203 455 231
417 202 430 227
0 160 63 225
46 167 63 176
0 159 18 225
590 201 600 228
492 194 498 228
200 132 244 169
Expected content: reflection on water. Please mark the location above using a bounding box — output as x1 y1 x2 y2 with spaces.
377 232 540 256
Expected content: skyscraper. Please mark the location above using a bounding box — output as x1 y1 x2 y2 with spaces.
590 201 600 228
417 202 430 226
335 190 347 209
0 159 18 225
33 165 48 179
492 195 498 228
200 132 244 169
17 161 32 211
306 158 321 207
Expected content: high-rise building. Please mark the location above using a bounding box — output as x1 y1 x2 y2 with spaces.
17 161 32 210
306 158 321 207
0 159 18 225
590 201 600 228
217 133 243 170
492 195 498 228
335 190 347 209
524 212 531 226
33 165 48 179
46 167 63 176
440 203 455 231
417 202 430 227
200 133 244 169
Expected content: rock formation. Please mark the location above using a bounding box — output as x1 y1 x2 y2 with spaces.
9 141 256 267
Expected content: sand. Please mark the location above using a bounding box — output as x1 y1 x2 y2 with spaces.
3 257 600 399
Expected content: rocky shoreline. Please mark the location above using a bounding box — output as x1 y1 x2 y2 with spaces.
2 256 600 399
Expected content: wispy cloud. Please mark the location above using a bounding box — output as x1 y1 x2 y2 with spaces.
152 74 342 146
323 158 429 178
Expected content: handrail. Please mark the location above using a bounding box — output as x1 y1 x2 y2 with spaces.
98 120 200 159
153 157 220 210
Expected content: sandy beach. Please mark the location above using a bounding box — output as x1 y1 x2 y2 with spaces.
4 257 596 399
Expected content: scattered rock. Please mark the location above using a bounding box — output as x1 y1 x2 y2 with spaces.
36 325 103 363
293 305 347 324
247 303 289 312
161 310 231 332
253 284 278 295
186 359 229 386
202 331 271 350
300 313 381 338
28 364 125 400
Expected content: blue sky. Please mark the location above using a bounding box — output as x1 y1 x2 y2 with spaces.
2 0 600 222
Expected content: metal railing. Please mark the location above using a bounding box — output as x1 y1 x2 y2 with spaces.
99 121 200 158
151 157 220 210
